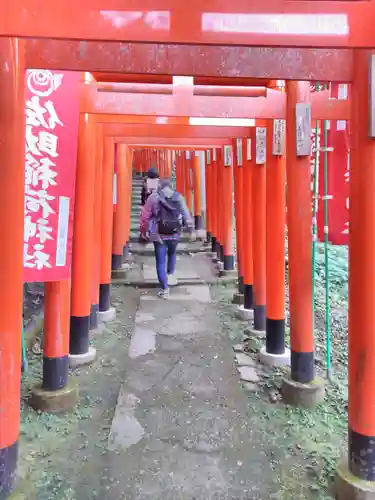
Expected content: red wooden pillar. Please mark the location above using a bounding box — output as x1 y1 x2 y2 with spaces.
99 137 116 320
35 280 77 410
251 125 267 333
185 151 193 213
167 150 172 177
112 143 128 270
0 37 25 498
285 82 314 382
211 148 220 257
261 119 289 365
192 151 203 229
221 146 235 270
90 123 103 330
141 149 145 173
233 138 245 301
205 150 212 242
216 148 224 262
156 150 161 173
123 147 133 261
282 81 324 407
176 151 183 193
336 49 375 496
242 137 254 311
69 113 97 364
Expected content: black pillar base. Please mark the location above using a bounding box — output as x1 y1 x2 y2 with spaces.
0 441 17 499
223 254 235 270
238 276 244 294
123 242 130 261
90 304 99 330
112 253 123 270
349 428 375 480
219 245 224 263
266 318 285 355
69 316 90 355
42 355 69 391
194 215 203 230
211 236 216 253
291 350 314 383
206 231 212 243
254 304 266 331
215 240 221 256
99 284 111 312
244 284 254 310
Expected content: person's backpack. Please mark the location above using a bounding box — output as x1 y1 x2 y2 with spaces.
157 193 182 235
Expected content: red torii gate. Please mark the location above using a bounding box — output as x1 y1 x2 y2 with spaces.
2 0 375 48
1 1 375 498
84 86 350 121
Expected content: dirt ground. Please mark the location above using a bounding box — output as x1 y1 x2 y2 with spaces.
17 250 347 500
23 283 44 328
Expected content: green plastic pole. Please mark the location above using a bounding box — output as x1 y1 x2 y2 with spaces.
21 322 28 372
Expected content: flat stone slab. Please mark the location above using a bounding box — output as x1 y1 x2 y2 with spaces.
108 388 145 452
130 242 207 255
243 382 260 392
141 285 211 303
143 262 199 281
235 352 256 367
135 312 156 324
128 327 156 359
238 366 260 383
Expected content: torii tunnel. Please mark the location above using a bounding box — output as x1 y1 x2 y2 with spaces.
1 1 375 498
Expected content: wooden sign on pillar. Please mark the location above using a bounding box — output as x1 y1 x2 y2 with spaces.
272 119 286 156
223 145 232 167
296 103 312 156
24 70 80 282
246 138 252 161
256 127 267 164
236 138 243 166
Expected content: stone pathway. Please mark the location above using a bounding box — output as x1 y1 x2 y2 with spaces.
103 251 275 499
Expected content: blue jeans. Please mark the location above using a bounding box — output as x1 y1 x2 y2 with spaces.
153 240 178 290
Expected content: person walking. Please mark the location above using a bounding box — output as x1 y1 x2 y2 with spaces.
140 179 195 299
141 167 159 206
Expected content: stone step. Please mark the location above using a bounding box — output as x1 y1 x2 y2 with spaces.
129 241 210 256
112 277 206 288
129 233 207 244
112 274 236 287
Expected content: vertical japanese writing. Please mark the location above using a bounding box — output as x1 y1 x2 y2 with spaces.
24 70 64 271
256 127 266 164
296 103 312 156
246 139 252 161
223 145 232 167
236 138 243 166
272 119 285 156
